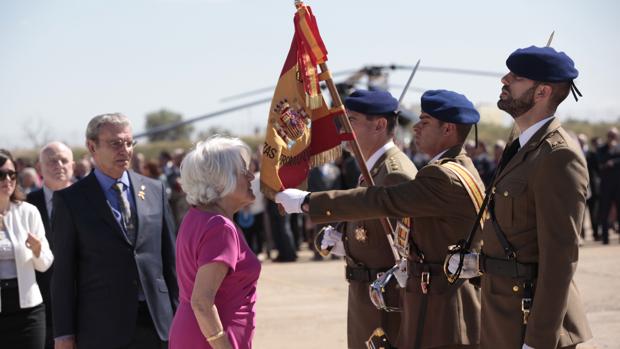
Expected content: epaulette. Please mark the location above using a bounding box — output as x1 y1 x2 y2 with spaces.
387 156 401 172
544 130 567 150
437 157 456 165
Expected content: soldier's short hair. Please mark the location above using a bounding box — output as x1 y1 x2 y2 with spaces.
547 81 571 110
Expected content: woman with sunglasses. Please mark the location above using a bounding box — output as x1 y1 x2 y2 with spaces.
0 149 54 349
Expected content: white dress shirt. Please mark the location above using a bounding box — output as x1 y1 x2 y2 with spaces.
366 140 396 171
429 149 450 164
518 116 555 148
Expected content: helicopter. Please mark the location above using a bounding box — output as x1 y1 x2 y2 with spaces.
133 64 503 140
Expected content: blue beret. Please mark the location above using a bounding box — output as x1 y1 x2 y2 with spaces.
421 89 479 124
507 46 578 82
344 89 399 115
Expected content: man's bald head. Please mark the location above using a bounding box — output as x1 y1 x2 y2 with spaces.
39 141 74 190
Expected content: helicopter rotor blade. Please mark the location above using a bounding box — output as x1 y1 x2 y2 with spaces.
219 64 503 102
388 64 503 78
219 69 357 102
134 97 272 139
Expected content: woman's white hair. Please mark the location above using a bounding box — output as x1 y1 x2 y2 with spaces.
179 135 251 206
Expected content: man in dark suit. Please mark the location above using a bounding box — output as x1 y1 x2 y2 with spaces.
597 127 620 244
27 141 75 349
52 113 178 349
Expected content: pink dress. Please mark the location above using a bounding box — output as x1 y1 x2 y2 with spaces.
169 208 261 349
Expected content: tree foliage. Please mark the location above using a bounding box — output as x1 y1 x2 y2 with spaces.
144 108 194 142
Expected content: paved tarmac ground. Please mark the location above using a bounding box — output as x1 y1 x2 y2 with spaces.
254 233 620 349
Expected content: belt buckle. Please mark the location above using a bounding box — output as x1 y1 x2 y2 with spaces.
420 271 430 294
521 297 532 324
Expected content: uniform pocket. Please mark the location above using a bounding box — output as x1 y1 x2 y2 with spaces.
494 180 528 229
488 274 523 298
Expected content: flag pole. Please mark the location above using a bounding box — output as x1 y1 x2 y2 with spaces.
546 30 555 47
398 59 421 104
319 62 401 262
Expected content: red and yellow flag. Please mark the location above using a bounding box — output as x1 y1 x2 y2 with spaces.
260 2 352 199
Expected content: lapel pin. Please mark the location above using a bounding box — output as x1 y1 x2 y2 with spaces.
138 185 146 200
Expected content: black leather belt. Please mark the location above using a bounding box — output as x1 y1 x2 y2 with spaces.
0 278 18 288
345 265 390 283
408 262 444 277
480 254 537 280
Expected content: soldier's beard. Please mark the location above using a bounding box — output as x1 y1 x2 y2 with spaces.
497 85 537 119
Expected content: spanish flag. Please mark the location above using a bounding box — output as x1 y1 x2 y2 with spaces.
260 2 352 199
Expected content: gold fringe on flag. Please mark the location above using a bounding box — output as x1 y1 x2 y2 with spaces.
310 146 342 167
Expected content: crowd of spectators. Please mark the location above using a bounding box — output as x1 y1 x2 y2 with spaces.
8 126 619 267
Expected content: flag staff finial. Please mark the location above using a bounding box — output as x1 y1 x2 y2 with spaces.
546 30 555 47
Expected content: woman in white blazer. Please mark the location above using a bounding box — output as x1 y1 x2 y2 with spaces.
0 149 53 349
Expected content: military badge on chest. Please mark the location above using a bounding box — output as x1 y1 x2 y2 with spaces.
393 217 411 258
354 226 368 243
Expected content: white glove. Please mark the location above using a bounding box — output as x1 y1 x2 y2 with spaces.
393 258 408 288
320 226 345 256
274 189 309 214
447 252 481 279
522 344 535 349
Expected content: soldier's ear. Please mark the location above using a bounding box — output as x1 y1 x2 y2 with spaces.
375 117 387 132
536 84 552 100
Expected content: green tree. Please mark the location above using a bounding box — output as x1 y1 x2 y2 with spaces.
144 108 194 142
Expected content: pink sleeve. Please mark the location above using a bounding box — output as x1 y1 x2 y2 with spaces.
196 219 240 272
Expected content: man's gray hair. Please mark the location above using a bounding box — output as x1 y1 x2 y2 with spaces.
85 113 131 141
179 135 251 206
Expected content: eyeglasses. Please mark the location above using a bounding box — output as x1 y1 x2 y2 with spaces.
0 170 17 181
104 139 138 150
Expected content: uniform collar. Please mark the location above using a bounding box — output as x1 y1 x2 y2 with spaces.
518 115 555 148
366 141 395 171
429 149 449 163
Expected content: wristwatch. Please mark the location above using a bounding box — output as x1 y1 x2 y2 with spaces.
301 193 311 213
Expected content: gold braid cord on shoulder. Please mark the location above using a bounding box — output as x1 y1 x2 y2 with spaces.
440 162 485 228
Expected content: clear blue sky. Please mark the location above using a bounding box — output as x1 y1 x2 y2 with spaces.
1 0 619 149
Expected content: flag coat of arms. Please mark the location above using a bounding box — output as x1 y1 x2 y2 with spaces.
261 2 351 199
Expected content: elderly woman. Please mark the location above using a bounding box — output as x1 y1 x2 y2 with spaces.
0 149 53 349
169 136 261 349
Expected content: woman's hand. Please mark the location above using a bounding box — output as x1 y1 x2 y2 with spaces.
26 233 42 258
208 332 234 349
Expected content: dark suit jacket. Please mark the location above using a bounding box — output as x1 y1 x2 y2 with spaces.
26 189 54 294
27 189 51 233
27 189 54 335
51 171 178 349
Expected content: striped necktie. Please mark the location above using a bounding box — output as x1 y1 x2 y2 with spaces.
112 182 136 244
